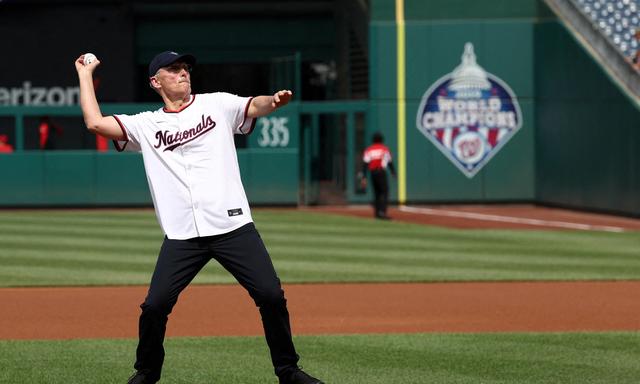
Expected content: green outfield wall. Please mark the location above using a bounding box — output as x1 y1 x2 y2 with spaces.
368 0 640 215
535 21 640 215
370 0 541 203
1 0 638 215
0 150 298 206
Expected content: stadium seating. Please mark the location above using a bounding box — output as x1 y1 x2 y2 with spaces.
573 0 640 60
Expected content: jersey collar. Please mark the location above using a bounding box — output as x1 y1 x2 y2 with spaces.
163 94 196 113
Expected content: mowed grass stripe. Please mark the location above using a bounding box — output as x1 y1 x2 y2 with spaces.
271 260 635 282
272 259 431 278
0 266 154 286
269 243 639 271
0 211 158 227
0 266 236 287
1 247 157 263
261 220 640 251
1 209 640 287
264 232 639 261
0 223 162 239
1 235 160 254
0 251 154 271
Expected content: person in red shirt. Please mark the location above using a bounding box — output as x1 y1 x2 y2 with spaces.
38 116 64 150
360 132 396 219
0 134 14 153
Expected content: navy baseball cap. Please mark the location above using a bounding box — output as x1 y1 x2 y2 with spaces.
148 51 196 77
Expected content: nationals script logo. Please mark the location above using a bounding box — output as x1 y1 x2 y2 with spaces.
416 43 522 178
154 114 216 151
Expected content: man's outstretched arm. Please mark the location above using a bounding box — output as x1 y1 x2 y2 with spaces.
247 90 292 118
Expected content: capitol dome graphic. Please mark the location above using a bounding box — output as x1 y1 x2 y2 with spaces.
416 42 523 178
449 43 491 96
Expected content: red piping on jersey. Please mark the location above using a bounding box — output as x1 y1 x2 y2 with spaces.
163 94 196 113
112 115 129 152
240 96 257 135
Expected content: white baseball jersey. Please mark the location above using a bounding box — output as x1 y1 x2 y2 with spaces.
113 92 256 240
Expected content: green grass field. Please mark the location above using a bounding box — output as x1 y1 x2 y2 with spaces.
1 209 639 383
0 209 639 287
1 333 639 383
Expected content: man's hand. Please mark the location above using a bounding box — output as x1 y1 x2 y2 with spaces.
360 177 368 190
358 172 367 190
74 54 100 75
248 90 294 118
272 90 292 108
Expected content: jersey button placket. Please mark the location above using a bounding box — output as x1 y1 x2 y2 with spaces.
178 114 201 234
184 159 198 213
185 160 196 210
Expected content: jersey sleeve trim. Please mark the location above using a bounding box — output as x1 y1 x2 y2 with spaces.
111 115 129 152
238 97 257 135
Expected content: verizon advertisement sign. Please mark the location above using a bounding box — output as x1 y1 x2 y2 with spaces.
0 6 135 107
0 82 80 106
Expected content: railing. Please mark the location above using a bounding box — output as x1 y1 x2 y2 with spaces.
297 101 370 204
0 104 160 151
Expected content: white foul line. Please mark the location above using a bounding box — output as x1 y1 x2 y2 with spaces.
399 206 626 233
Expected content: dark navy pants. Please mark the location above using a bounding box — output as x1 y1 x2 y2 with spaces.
134 223 299 382
371 169 389 217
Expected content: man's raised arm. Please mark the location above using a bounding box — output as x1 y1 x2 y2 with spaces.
75 54 124 140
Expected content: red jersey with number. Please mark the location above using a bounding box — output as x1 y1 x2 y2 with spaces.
363 143 392 171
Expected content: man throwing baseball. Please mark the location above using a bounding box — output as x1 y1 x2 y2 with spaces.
75 51 324 384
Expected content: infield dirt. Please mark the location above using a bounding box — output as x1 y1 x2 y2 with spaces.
1 281 640 340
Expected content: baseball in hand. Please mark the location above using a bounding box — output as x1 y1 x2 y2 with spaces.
83 53 97 65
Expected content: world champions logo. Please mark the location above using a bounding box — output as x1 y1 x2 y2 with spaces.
416 42 522 178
